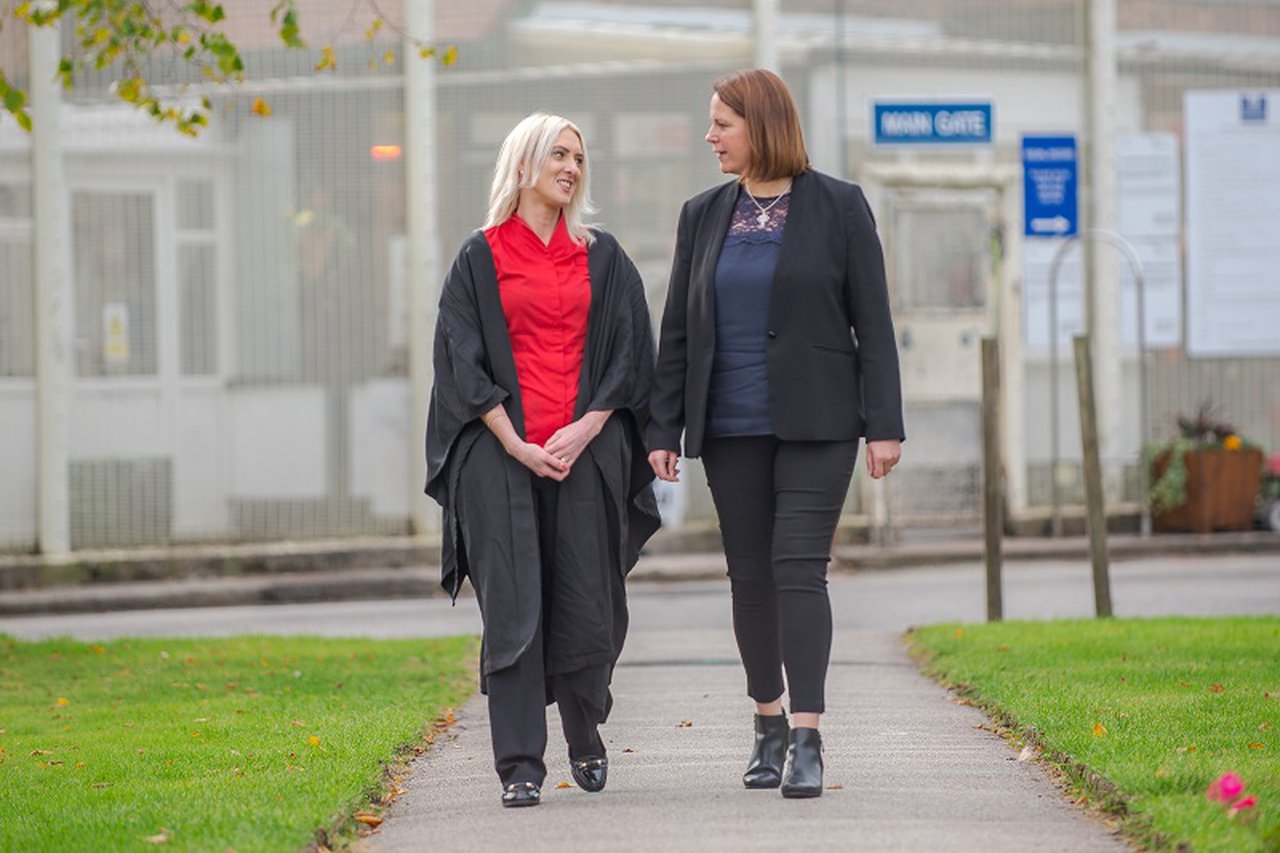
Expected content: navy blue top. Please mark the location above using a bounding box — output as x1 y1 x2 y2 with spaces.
705 186 790 437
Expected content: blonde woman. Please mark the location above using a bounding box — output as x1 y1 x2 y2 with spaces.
425 114 660 808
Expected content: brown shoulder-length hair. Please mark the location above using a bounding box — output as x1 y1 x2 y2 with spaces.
713 68 809 182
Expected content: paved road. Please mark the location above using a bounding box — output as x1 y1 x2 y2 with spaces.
5 553 1276 641
3 555 1275 851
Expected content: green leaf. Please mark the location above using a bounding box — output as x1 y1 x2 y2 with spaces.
279 9 304 48
3 88 25 113
17 110 33 132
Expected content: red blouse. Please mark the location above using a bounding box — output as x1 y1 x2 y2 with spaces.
484 214 591 447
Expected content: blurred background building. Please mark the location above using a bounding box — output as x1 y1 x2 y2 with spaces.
1 0 1278 553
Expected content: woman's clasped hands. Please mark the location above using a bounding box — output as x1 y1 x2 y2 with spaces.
506 411 611 481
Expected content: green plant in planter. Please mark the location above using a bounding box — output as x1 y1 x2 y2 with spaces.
1144 404 1259 512
1144 437 1194 512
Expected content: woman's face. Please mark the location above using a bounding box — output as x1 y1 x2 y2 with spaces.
706 93 750 176
525 128 584 210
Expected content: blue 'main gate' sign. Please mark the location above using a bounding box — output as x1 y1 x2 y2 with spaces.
872 101 993 145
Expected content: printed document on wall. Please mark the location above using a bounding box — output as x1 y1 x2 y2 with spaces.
1117 132 1182 348
1184 90 1280 356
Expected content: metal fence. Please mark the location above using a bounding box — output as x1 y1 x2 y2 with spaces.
1 0 1278 552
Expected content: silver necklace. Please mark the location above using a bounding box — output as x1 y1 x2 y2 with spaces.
745 186 789 227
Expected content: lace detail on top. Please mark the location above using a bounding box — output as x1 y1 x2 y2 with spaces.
725 185 789 244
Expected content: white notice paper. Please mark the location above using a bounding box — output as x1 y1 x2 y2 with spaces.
1184 89 1280 356
1116 132 1182 347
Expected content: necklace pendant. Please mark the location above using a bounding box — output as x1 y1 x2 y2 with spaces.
756 211 770 227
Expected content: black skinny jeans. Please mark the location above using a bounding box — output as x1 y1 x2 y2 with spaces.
701 436 858 715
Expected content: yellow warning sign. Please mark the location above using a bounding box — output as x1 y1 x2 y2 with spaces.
103 302 129 364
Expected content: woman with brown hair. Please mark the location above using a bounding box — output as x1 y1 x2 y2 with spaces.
648 69 904 797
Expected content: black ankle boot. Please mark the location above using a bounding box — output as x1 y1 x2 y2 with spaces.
780 727 823 798
743 713 789 789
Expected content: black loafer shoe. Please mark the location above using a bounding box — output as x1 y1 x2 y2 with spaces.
780 728 824 799
501 781 541 808
570 756 608 792
743 713 789 789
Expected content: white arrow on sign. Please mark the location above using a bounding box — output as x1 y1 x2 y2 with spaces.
1030 215 1070 234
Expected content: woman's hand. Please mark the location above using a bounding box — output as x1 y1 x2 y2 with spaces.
648 450 680 483
543 411 611 470
507 441 571 481
866 439 901 479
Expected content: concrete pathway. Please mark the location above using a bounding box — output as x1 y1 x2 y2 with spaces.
373 626 1123 852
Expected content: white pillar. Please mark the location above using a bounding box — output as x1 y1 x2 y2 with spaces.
999 180 1028 515
30 14 72 556
405 0 442 535
1084 0 1123 499
753 0 779 71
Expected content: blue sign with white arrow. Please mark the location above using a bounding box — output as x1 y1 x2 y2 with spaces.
1022 135 1078 237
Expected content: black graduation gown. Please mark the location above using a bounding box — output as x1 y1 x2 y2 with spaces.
424 226 660 705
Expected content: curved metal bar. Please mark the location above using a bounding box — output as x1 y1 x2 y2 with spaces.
1046 228 1149 538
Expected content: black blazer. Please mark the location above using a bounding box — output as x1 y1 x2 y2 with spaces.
648 169 905 458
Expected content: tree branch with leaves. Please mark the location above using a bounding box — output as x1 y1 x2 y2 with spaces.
1 0 454 135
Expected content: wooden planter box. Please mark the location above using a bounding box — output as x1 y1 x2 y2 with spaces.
1152 448 1264 533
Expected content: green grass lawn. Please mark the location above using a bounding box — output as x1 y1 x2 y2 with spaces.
909 617 1280 852
0 633 477 853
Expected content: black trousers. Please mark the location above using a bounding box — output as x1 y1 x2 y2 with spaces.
485 476 607 787
701 436 858 714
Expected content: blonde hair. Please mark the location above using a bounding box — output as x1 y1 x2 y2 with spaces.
483 113 596 245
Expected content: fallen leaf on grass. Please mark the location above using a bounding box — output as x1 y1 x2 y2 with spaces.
55 698 69 707
1155 768 1170 779
353 813 382 827
1017 745 1035 762
142 829 170 844
1209 684 1225 694
1092 723 1108 737
1259 723 1272 731
30 749 54 756
1176 746 1197 754
1248 742 1265 750
92 782 111 789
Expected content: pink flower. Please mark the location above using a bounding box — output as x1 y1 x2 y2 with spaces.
1229 795 1258 817
1268 453 1280 477
1207 772 1246 803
